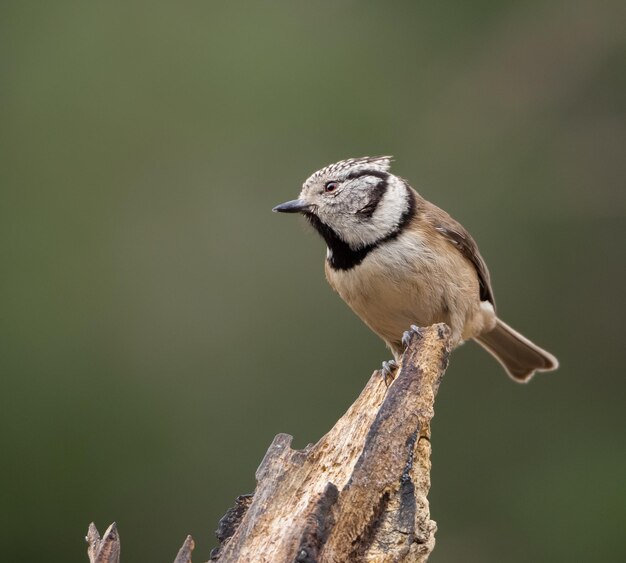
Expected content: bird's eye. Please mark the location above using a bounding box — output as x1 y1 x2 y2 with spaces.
324 181 339 193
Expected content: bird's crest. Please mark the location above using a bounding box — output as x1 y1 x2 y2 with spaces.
304 156 393 189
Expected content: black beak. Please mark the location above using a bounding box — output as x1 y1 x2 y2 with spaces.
272 199 311 214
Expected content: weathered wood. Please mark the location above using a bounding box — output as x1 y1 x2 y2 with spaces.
86 522 120 563
211 323 451 563
86 524 195 563
173 535 195 563
85 324 450 562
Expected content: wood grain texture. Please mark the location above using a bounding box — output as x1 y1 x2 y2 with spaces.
211 323 451 563
86 524 195 563
84 324 450 562
173 535 195 563
86 522 120 563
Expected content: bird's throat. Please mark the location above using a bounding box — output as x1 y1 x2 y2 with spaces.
304 189 417 271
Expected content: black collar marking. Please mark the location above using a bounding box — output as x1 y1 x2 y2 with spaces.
305 185 417 271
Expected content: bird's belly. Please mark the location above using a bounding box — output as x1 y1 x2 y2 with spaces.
327 247 451 353
346 278 440 344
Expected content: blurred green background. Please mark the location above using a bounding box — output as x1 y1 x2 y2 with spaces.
1 1 625 561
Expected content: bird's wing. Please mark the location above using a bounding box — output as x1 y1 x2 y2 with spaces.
424 202 495 307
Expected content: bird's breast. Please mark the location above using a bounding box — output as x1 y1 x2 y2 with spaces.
325 233 448 350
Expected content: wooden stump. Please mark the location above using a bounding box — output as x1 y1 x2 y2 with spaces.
86 523 120 563
211 323 451 563
86 523 194 563
86 323 451 562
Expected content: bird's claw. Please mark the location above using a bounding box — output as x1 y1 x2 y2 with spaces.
402 331 412 349
380 359 399 387
402 325 422 349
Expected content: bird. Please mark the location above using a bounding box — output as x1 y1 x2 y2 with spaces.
273 156 558 382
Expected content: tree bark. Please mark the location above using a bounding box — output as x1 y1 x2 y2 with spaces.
211 323 451 563
86 323 451 563
86 523 194 563
86 522 120 563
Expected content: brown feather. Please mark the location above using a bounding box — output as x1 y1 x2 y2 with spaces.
421 201 495 307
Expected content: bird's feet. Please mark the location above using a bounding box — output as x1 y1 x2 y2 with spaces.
402 325 422 349
380 359 399 387
380 326 423 387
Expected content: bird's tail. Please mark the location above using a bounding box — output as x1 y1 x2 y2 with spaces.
475 318 559 382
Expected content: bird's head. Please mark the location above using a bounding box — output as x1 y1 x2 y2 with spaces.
273 156 414 250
